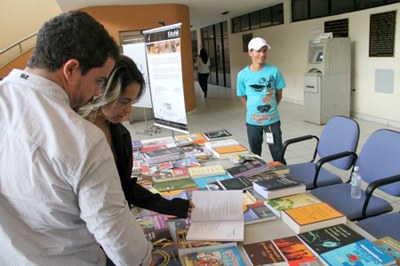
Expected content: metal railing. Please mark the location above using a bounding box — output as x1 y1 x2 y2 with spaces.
0 32 37 68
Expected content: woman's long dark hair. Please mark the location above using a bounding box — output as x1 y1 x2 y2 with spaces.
199 48 208 64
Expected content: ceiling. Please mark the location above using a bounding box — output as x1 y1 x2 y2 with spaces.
55 0 284 30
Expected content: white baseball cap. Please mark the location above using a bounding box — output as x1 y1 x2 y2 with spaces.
248 37 271 51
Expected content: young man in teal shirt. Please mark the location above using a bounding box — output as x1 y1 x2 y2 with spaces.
237 37 286 163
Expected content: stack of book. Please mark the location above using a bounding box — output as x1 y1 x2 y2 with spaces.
142 146 183 165
225 159 271 178
298 224 395 266
211 144 249 159
281 202 346 234
136 213 182 265
252 174 306 200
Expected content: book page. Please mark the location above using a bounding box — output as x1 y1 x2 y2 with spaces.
191 190 243 221
187 220 244 242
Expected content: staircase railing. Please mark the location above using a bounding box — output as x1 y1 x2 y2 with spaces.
0 32 37 68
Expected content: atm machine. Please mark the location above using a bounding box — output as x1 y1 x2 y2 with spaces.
304 37 351 124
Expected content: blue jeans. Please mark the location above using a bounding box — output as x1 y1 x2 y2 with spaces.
246 121 285 163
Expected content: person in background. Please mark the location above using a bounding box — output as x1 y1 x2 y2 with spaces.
0 11 153 265
236 37 286 164
79 55 192 218
195 48 210 97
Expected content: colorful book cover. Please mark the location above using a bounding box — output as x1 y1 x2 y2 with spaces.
193 173 233 190
283 202 346 227
161 189 188 200
135 174 154 189
243 201 276 225
153 177 197 192
188 165 226 179
132 139 143 150
175 133 209 145
321 239 395 266
272 236 318 266
374 236 400 265
137 213 182 265
183 246 245 266
173 156 201 168
242 240 287 265
299 224 365 254
153 168 190 183
265 193 322 217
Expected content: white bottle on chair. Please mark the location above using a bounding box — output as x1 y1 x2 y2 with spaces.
351 166 361 199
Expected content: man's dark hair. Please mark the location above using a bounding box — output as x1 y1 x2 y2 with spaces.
28 11 119 74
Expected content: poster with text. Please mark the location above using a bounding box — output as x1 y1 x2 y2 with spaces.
122 40 152 108
143 23 189 133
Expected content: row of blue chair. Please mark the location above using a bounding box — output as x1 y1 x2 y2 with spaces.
281 116 400 241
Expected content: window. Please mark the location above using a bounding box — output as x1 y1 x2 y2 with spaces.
231 4 284 33
292 0 400 22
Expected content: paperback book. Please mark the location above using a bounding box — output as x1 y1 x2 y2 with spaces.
281 202 346 234
202 129 232 140
226 159 271 178
188 165 226 179
183 245 246 266
143 146 184 165
374 236 400 265
299 224 395 266
243 201 276 225
153 177 198 192
242 240 287 265
272 235 318 266
265 193 322 218
253 174 306 200
211 144 249 159
174 133 209 145
186 190 244 242
193 173 233 190
136 213 182 265
152 168 190 183
204 138 239 150
175 227 236 256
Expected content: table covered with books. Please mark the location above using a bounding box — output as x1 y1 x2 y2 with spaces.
130 130 398 266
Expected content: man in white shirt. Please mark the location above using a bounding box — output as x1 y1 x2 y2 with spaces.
0 11 152 265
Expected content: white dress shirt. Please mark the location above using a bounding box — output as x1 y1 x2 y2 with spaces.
0 69 152 265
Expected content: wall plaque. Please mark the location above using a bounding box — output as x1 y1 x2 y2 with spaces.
325 19 349 37
369 11 396 57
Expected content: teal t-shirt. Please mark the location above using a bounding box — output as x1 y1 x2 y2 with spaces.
237 64 286 126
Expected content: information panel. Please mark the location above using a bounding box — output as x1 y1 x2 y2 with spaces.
143 23 189 133
369 11 396 57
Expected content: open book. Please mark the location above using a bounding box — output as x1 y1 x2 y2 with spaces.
186 190 244 242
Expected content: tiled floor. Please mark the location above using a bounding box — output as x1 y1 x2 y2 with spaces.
124 82 400 213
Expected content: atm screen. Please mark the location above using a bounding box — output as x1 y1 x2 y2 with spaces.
315 51 323 62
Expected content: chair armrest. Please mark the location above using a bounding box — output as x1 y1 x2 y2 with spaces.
281 135 319 164
361 174 400 218
313 151 358 188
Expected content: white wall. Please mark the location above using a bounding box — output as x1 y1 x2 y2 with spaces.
229 1 400 127
0 0 61 49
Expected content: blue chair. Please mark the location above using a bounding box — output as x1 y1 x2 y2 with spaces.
281 116 359 189
311 129 400 221
357 212 400 241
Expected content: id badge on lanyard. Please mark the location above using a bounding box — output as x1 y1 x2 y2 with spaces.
266 125 274 145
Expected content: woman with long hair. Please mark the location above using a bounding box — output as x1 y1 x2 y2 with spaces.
195 48 210 97
80 55 192 218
